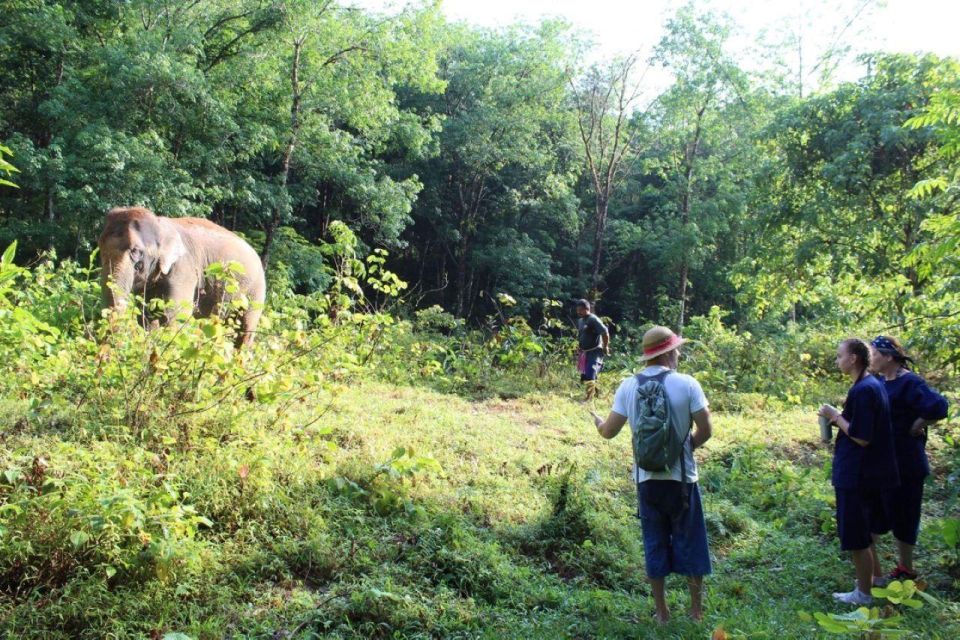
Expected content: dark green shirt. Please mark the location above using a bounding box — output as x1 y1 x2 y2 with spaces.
577 313 608 351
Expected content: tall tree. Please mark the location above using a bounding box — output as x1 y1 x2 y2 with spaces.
900 86 960 363
570 54 646 297
753 0 881 98
0 0 445 277
223 0 446 271
0 0 283 254
649 5 750 331
735 54 960 330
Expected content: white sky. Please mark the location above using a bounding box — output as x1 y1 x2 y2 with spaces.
429 0 959 56
350 0 959 89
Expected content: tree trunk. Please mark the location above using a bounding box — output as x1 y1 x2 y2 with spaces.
438 252 447 298
465 264 476 319
43 55 65 231
454 179 483 318
590 197 608 296
677 258 689 334
677 162 692 332
455 233 470 317
261 37 304 273
676 104 707 333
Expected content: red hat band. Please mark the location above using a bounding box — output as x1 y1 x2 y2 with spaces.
643 334 681 357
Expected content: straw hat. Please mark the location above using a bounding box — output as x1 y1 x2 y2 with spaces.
640 326 686 361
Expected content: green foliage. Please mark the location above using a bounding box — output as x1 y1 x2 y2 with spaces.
734 54 960 360
929 517 960 563
1 1 960 635
0 144 18 188
370 447 444 516
0 448 211 587
0 252 958 638
678 305 848 407
0 0 445 260
799 580 942 637
872 579 939 609
898 86 960 370
413 304 463 334
402 20 580 317
1 1 958 368
801 606 911 637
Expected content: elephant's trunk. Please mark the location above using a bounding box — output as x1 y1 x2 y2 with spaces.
101 257 134 311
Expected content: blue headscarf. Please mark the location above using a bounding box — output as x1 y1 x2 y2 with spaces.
871 336 913 363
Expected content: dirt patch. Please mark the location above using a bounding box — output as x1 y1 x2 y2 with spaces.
765 439 830 468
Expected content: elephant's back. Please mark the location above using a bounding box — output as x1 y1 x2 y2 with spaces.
174 218 257 259
174 217 235 233
175 218 266 302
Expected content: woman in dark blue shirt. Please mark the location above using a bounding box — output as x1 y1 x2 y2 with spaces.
819 338 899 606
869 335 948 582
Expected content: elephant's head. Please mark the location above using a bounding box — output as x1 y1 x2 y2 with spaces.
97 206 187 310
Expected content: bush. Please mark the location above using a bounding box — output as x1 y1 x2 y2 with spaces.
681 306 849 407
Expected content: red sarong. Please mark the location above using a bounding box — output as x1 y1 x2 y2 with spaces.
576 350 587 375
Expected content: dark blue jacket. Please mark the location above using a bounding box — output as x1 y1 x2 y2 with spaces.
881 372 948 478
832 375 900 490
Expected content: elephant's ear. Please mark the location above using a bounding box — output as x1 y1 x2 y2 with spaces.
158 220 187 275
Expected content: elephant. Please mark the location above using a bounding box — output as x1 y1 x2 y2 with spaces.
98 206 266 348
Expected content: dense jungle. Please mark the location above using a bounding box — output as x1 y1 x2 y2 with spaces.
1 1 958 638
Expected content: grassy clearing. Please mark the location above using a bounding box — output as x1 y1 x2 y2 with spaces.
2 375 958 639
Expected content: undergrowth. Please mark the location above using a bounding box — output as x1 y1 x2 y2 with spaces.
0 247 958 638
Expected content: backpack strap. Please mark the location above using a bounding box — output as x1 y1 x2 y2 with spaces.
634 369 671 387
679 430 691 511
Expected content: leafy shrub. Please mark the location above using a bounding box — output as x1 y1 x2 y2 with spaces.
704 498 757 543
800 580 941 637
408 515 524 603
0 444 211 590
414 304 462 334
682 305 849 407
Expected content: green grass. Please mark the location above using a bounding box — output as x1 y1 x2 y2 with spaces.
2 374 958 639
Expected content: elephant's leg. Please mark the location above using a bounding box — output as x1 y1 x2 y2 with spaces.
236 305 263 349
164 280 199 326
238 305 263 401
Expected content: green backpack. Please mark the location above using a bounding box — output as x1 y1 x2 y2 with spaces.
631 370 690 473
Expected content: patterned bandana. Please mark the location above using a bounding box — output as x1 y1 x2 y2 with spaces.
871 336 913 362
871 336 897 353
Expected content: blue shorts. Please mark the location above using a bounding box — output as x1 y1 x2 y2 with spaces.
580 349 604 382
890 476 925 546
639 481 712 578
835 486 893 551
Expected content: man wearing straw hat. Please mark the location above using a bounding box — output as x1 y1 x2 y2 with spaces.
591 325 714 623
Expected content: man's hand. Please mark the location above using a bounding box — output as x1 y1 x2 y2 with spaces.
691 408 713 449
592 410 627 439
909 418 927 437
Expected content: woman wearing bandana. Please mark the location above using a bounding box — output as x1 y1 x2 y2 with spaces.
869 336 949 583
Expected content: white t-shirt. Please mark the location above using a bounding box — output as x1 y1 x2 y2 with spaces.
611 365 709 483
